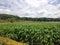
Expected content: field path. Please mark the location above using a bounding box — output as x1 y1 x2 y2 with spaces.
0 37 28 45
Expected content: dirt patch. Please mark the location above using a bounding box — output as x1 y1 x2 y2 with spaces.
0 37 28 45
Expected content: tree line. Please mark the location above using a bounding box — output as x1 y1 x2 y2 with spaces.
0 14 60 22
19 17 60 22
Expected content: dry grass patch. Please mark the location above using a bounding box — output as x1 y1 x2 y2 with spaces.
0 37 28 45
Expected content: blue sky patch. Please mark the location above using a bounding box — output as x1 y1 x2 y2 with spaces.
48 0 60 6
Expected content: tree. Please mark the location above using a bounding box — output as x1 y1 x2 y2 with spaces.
7 18 16 23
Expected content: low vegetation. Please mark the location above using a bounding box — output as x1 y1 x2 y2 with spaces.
0 22 60 45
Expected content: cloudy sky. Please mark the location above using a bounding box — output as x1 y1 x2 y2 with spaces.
0 0 60 18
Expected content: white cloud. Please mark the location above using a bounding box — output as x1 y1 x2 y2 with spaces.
0 0 60 18
0 8 11 14
25 0 48 7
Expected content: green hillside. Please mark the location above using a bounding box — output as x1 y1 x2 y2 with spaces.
0 14 20 20
0 14 20 23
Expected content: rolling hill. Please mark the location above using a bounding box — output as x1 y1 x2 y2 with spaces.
0 14 20 23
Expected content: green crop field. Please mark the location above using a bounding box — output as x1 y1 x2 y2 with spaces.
0 22 60 45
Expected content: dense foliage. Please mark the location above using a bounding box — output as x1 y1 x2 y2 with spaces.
0 22 60 45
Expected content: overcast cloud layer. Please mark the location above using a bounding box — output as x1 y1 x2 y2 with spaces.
0 0 60 18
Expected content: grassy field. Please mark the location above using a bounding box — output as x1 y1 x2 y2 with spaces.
0 22 60 45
